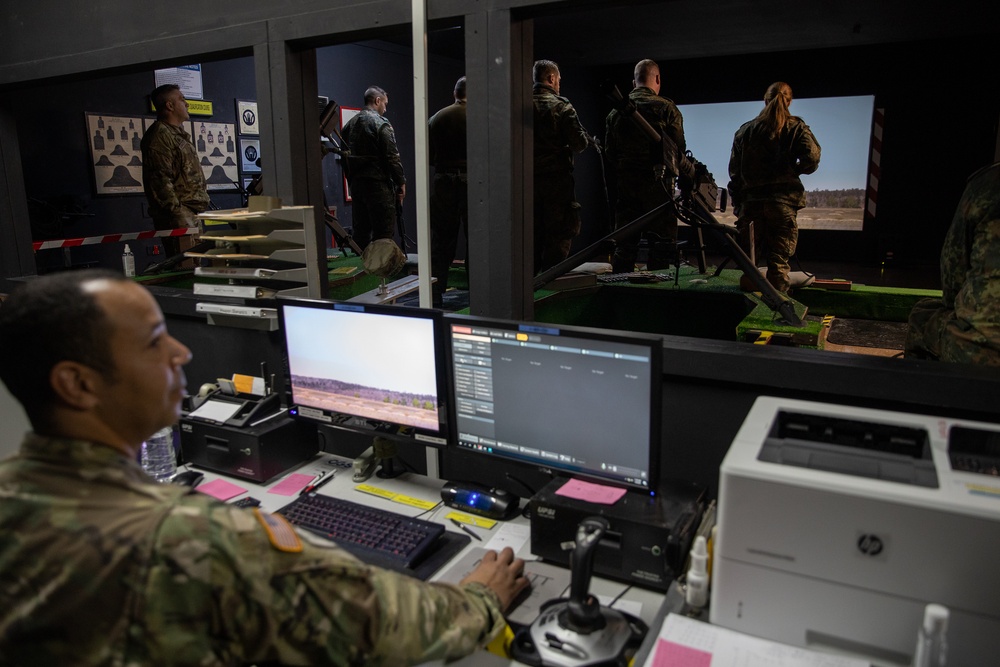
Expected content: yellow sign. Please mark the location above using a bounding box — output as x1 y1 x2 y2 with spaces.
187 100 213 116
149 99 214 116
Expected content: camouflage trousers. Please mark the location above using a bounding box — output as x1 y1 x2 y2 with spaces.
350 179 397 250
151 206 201 258
905 297 1000 366
611 173 675 273
737 200 799 293
534 171 582 274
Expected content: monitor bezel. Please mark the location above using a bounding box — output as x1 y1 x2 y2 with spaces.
443 313 663 494
277 296 452 448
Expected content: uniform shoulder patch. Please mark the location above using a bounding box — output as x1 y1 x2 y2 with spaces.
254 509 303 553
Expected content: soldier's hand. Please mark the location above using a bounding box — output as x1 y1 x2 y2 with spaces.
397 183 406 204
460 547 530 611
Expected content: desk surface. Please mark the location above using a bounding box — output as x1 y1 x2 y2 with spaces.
184 454 673 666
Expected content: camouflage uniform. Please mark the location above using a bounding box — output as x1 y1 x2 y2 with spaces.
905 161 1000 366
727 115 821 292
344 109 406 250
428 99 468 302
533 83 590 274
140 121 210 256
0 434 507 666
605 86 686 273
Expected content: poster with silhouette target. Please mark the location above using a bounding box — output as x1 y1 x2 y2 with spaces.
191 121 239 191
86 112 148 195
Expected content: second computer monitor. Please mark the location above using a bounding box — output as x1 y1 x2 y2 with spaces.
445 314 662 493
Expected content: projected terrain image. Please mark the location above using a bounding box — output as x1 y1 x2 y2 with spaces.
715 189 864 231
292 375 438 431
680 95 874 233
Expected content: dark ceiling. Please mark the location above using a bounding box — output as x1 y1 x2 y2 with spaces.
419 0 996 70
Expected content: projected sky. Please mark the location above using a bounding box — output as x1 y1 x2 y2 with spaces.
678 95 875 193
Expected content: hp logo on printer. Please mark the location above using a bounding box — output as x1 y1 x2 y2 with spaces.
856 533 885 557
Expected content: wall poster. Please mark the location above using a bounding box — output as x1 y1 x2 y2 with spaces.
239 138 261 173
86 112 149 195
236 99 259 135
192 121 239 191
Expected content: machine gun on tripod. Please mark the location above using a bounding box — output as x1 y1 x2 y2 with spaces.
534 84 802 327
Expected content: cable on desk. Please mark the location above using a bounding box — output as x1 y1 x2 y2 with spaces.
608 585 633 609
413 500 443 520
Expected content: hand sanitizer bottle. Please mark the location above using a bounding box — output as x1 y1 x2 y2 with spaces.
685 535 710 610
913 603 948 667
122 244 135 277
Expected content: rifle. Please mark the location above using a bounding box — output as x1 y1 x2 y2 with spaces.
396 200 414 254
319 100 362 257
590 135 615 261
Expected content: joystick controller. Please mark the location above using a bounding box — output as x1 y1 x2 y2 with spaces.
511 516 647 666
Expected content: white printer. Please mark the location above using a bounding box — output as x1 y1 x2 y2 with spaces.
711 396 1000 666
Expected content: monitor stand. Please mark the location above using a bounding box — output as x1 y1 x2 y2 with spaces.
373 435 404 479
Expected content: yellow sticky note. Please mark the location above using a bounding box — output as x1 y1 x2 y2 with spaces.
355 484 397 500
485 624 515 658
330 266 358 275
445 512 498 529
394 495 439 510
231 373 256 394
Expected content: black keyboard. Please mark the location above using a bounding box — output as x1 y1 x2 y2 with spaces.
277 493 445 571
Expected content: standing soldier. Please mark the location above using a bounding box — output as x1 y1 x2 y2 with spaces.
533 60 591 275
605 59 686 274
428 76 468 306
728 81 821 293
141 84 210 259
342 86 407 251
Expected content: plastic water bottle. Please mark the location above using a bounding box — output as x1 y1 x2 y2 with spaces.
141 426 177 482
122 244 135 277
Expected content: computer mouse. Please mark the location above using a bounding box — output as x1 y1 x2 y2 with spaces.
172 470 204 487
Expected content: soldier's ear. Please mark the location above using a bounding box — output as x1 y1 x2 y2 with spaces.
50 361 101 410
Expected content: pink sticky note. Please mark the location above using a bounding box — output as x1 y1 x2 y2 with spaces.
268 472 315 496
653 639 712 667
554 478 628 505
197 478 248 501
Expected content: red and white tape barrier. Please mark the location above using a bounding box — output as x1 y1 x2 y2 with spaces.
32 227 198 252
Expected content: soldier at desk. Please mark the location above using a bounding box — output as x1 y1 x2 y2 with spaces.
0 269 529 666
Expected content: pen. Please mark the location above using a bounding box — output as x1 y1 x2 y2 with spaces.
450 518 482 542
299 470 335 495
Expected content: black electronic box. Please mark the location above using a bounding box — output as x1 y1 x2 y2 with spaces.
179 415 317 484
529 477 705 592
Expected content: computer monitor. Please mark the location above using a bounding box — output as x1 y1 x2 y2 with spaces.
277 298 449 446
445 314 662 493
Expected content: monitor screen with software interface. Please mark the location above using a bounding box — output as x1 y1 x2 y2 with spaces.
445 315 662 493
278 298 450 446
